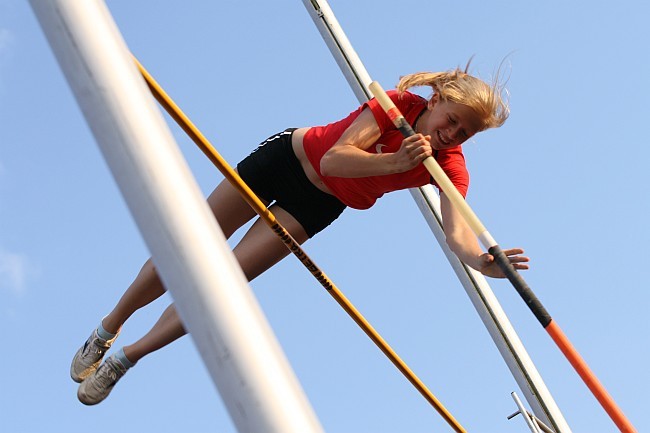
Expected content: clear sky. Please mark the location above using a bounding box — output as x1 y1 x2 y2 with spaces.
1 1 648 432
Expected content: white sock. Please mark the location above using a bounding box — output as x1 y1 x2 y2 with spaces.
114 347 136 369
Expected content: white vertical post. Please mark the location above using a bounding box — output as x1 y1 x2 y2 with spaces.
30 1 323 432
301 1 571 431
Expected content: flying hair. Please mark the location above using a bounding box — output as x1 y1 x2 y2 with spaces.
396 58 510 131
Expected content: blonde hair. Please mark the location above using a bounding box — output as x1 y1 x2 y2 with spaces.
396 63 510 131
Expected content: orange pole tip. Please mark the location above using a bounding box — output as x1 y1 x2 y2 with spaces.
546 321 636 433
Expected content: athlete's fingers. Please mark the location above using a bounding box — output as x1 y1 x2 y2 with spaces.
509 255 530 263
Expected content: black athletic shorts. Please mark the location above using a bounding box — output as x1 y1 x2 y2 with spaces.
237 128 347 238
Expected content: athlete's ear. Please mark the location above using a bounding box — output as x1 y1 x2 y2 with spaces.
427 93 439 110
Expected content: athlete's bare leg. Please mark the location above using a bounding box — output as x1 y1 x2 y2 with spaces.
100 177 263 335
122 203 309 362
98 175 309 362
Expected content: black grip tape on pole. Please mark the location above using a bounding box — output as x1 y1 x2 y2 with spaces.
396 118 416 138
488 245 552 327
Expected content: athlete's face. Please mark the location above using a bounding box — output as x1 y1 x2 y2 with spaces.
419 95 483 150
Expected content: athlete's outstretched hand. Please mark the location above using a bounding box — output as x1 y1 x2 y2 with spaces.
478 248 529 278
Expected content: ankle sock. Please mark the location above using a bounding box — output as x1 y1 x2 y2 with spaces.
114 347 136 369
97 320 117 341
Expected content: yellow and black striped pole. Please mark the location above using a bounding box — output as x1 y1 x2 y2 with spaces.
369 80 637 433
134 57 466 433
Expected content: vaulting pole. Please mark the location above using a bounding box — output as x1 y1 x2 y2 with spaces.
369 81 637 433
301 1 570 431
29 1 324 432
134 57 467 433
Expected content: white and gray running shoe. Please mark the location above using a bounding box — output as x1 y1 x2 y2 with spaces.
77 355 128 405
70 329 118 383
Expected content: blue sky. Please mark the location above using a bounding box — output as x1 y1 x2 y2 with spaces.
1 1 648 432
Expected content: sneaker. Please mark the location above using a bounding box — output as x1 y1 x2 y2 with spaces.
77 355 128 405
70 328 118 383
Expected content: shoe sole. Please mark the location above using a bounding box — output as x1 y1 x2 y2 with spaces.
77 384 102 406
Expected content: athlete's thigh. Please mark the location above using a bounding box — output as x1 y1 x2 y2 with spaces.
233 204 309 282
206 176 269 239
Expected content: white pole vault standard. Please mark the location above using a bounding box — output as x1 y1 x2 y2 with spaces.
301 1 570 432
30 2 323 433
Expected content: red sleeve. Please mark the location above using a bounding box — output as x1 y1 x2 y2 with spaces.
365 91 396 134
365 90 421 134
435 147 470 198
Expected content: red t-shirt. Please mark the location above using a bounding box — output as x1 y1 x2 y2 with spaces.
303 90 469 209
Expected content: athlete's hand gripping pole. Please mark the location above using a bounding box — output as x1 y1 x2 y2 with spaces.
369 81 636 433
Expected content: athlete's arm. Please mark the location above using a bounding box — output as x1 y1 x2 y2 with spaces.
320 108 432 178
440 191 529 278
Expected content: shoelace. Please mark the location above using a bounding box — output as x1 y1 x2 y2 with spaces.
93 361 123 391
82 335 109 360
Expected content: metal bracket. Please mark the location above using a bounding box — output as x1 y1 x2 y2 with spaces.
508 392 556 433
